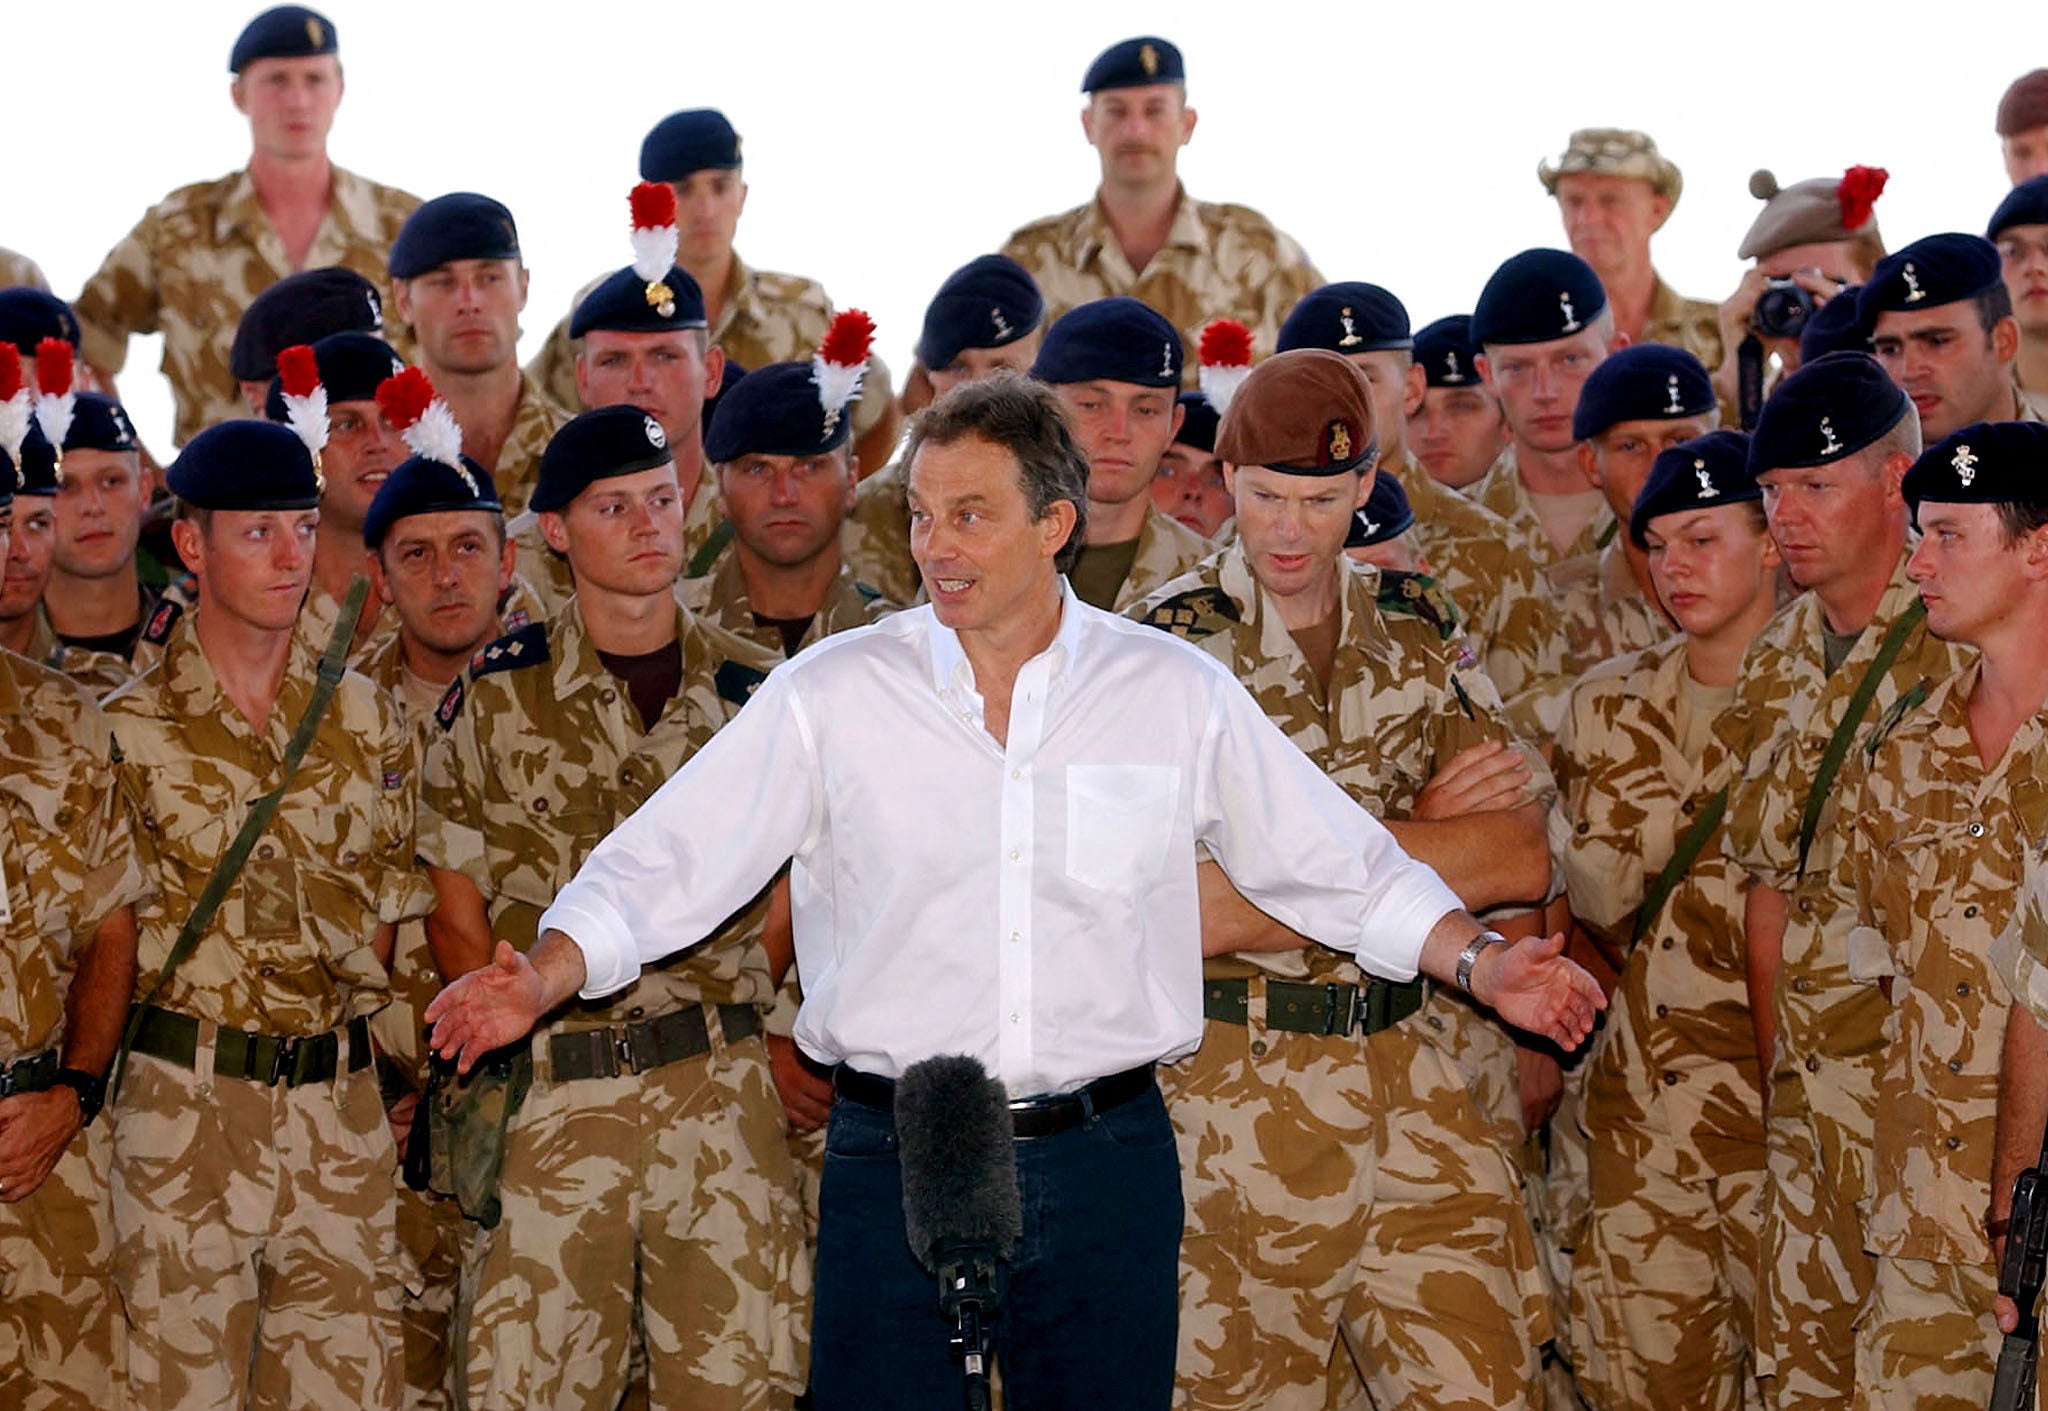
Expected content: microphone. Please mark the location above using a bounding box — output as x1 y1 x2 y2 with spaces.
896 1055 1022 1411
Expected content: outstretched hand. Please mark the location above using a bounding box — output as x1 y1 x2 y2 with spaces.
424 941 549 1074
1472 931 1605 1051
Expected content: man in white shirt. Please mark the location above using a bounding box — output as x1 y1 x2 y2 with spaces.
427 372 1604 1410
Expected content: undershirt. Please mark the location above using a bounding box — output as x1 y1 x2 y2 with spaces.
1674 673 1737 764
1067 539 1143 610
1526 487 1606 558
1286 611 1342 702
595 640 684 733
752 614 814 658
1822 626 1864 678
60 623 142 660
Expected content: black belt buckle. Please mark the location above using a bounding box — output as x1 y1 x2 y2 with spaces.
616 1027 644 1077
265 1034 301 1087
1329 983 1359 1038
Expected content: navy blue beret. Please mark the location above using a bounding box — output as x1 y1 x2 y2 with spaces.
1904 421 2048 513
1414 315 1481 388
705 362 853 463
231 267 382 382
1859 233 2003 318
919 256 1043 371
1630 430 1758 549
1471 249 1608 348
639 110 743 183
1799 286 1872 363
532 406 675 514
1279 282 1412 355
0 288 79 356
1346 473 1414 549
1571 344 1715 440
11 424 58 495
363 453 502 550
1990 175 2048 242
1032 297 1182 387
1174 391 1219 453
168 420 323 511
0 444 15 506
62 393 140 454
230 6 336 73
704 357 747 426
1748 352 1909 474
1082 37 1184 93
570 264 707 338
263 333 403 419
389 194 520 281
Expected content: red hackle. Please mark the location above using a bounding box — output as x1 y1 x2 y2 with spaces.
375 366 436 432
1198 319 1253 368
34 339 72 397
1837 166 1888 230
0 345 20 402
277 344 321 399
818 309 876 369
631 181 677 230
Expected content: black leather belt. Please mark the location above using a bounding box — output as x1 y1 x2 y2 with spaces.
0 1048 59 1097
833 1063 1156 1140
1203 976 1424 1037
129 1005 371 1087
548 1003 761 1083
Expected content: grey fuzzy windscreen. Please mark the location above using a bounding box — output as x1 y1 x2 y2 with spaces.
894 1054 1023 1270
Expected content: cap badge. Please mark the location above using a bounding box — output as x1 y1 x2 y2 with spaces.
1665 374 1683 414
1338 307 1363 349
1139 43 1160 76
1559 292 1580 334
1953 443 1977 486
111 407 132 441
453 461 479 496
1443 351 1463 383
306 16 325 46
1327 420 1353 462
1695 458 1718 499
644 279 677 320
1159 340 1175 381
1359 515 1379 535
366 290 382 325
645 415 667 450
991 306 1014 341
1819 416 1843 456
1902 263 1924 303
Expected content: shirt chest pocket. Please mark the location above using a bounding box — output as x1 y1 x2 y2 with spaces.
1065 764 1180 895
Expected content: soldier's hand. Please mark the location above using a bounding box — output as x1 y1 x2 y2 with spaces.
1470 931 1605 1051
766 1033 834 1132
425 941 548 1075
386 1091 421 1158
1413 741 1532 821
0 1088 86 1202
1514 1044 1565 1133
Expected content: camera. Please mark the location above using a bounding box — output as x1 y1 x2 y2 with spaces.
1752 279 1816 339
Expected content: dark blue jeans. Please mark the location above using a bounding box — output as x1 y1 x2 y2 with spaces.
807 1082 1182 1411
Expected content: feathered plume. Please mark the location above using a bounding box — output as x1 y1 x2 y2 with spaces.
813 309 874 436
629 182 680 318
0 345 30 468
32 339 75 471
1837 166 1888 231
275 344 330 466
376 367 477 494
1198 319 1254 417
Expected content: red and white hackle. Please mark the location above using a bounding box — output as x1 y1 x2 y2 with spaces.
32 339 75 475
630 182 680 318
813 309 874 436
0 345 30 470
276 344 330 473
376 367 478 495
1198 320 1253 417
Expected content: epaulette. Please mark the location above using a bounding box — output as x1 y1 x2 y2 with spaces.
433 678 465 733
715 659 769 707
469 621 549 678
1862 678 1932 759
1141 586 1241 641
1376 570 1460 642
140 595 184 646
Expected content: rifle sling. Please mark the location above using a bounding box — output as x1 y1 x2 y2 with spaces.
1794 598 1926 880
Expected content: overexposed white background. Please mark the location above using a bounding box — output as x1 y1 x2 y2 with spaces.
5 0 2031 453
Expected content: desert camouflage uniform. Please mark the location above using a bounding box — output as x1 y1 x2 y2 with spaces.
1531 539 1673 733
0 246 48 291
1103 504 1216 612
1839 661 2048 1409
419 597 806 1411
1719 553 1961 1407
478 374 573 519
1131 545 1552 1411
1644 276 1725 371
678 554 893 657
296 579 402 670
102 618 433 1411
512 466 728 615
0 654 152 1411
1473 447 1616 571
1002 186 1322 379
15 607 139 696
1552 637 1766 1411
72 167 420 447
841 461 919 606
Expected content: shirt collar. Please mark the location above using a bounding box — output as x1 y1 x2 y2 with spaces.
924 577 1086 704
1072 184 1206 265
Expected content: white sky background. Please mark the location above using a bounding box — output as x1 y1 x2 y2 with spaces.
4 0 2032 454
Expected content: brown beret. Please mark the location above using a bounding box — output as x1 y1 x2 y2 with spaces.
1213 349 1378 477
1538 128 1682 207
1737 166 1887 261
2001 70 2048 137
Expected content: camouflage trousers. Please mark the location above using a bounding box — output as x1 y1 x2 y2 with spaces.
0 1118 119 1411
1164 983 1547 1411
456 1021 808 1411
1572 1128 1764 1411
1850 1255 2001 1410
111 1034 406 1411
395 1185 468 1411
1755 1077 1874 1410
1527 1066 1592 1411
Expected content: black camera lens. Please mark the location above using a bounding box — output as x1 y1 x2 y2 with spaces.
1753 281 1817 339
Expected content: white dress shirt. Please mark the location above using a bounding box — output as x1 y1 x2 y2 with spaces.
540 581 1462 1096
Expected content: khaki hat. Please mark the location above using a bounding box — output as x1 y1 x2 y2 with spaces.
1538 128 1682 207
1737 166 1887 261
1999 69 2048 137
1214 349 1378 477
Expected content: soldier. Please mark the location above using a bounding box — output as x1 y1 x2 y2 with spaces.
1999 69 2048 185
387 193 569 514
1834 422 2048 1408
1724 353 1961 1409
0 288 81 384
1277 281 1566 729
1554 431 1779 1410
1863 232 2035 442
103 418 432 1409
1538 129 1719 364
41 392 169 667
1340 469 1420 570
1031 297 1213 609
1129 349 1555 1409
527 110 898 474
1150 390 1234 540
0 445 151 1411
1407 314 1507 493
72 6 419 447
0 423 134 693
1002 36 1322 371
846 254 1045 603
418 406 805 1410
1990 177 2048 419
231 265 385 413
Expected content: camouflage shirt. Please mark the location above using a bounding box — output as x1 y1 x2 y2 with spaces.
1538 539 1672 720
104 619 433 1034
1643 274 1724 371
1472 444 1617 570
418 595 783 1020
677 555 894 656
486 373 574 518
1846 660 2048 1263
1001 186 1324 378
72 165 420 447
0 652 153 1060
16 608 137 698
1553 635 1762 1180
1107 505 1216 612
842 460 919 607
0 246 48 292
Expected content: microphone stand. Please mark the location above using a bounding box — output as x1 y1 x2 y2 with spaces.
935 1244 1001 1411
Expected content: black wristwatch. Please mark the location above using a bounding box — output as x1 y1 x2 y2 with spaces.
53 1068 107 1126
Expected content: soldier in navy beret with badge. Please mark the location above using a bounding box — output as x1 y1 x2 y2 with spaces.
1149 390 1234 541
1990 177 2048 418
231 265 386 413
1862 232 2034 441
1407 314 1508 493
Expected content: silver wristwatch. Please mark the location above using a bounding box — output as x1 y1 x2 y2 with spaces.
1455 929 1509 994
